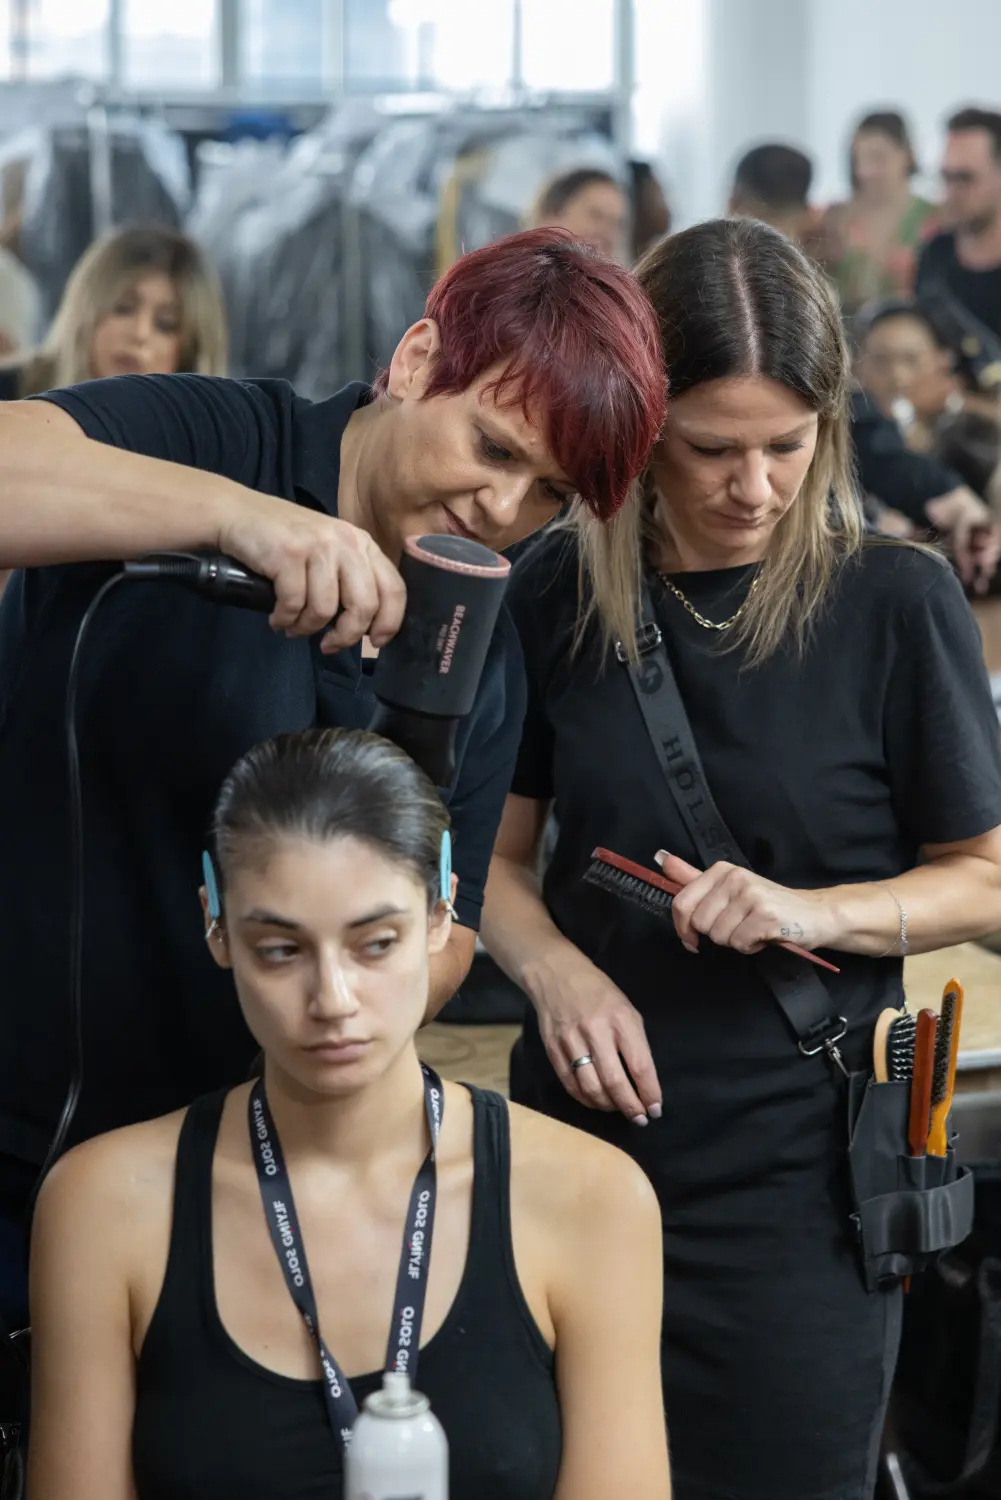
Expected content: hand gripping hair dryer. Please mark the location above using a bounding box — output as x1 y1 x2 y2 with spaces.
123 533 512 787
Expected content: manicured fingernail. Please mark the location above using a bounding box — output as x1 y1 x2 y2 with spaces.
648 1103 662 1120
683 941 698 954
654 850 666 866
632 1113 649 1127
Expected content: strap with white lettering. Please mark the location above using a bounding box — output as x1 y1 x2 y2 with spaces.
248 1064 444 1450
621 581 842 1055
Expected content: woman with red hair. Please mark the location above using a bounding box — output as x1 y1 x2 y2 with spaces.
0 228 666 1341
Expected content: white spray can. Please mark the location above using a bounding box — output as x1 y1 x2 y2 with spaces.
345 1372 448 1500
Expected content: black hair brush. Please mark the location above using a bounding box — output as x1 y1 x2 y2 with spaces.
583 847 840 972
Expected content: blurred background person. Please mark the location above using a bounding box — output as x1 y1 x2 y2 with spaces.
918 107 1001 339
628 159 672 260
726 143 1000 586
727 142 825 256
855 298 999 473
0 243 40 358
820 111 938 316
529 167 630 262
0 225 227 601
0 224 228 402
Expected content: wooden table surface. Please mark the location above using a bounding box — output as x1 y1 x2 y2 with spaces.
974 596 1001 676
904 944 1001 1089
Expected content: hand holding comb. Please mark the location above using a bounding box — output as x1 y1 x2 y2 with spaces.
584 847 840 973
927 979 964 1158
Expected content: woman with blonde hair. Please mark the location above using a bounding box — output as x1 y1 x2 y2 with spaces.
0 225 226 595
482 216 1001 1499
529 168 629 263
0 224 227 400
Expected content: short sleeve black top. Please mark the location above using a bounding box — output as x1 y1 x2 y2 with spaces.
0 374 526 1165
508 532 1001 1205
917 233 1001 340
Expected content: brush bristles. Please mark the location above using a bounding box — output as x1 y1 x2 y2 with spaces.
930 991 957 1106
583 859 674 919
886 1013 917 1082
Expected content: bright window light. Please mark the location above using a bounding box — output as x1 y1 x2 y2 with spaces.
242 0 325 87
386 0 514 91
122 0 217 88
2 0 110 80
521 0 614 92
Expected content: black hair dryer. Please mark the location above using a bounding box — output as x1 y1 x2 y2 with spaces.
369 534 511 788
124 533 512 789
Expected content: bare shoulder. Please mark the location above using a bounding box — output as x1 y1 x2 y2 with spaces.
34 1108 186 1233
0 395 84 437
507 1100 659 1231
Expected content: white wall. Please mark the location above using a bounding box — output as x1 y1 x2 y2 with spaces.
639 0 1001 226
807 0 1001 203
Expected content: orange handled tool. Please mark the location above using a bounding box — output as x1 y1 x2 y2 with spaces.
927 980 964 1159
908 1009 938 1159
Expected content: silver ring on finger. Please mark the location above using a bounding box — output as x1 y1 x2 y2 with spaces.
570 1053 595 1073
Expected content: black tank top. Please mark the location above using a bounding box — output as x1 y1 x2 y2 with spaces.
132 1085 561 1500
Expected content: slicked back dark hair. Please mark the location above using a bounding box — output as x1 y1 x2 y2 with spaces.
210 728 449 911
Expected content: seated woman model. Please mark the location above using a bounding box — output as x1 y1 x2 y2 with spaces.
28 728 669 1500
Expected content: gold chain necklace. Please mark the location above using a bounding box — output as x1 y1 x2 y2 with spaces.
658 569 762 631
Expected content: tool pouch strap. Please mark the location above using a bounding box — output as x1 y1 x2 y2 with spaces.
618 582 846 1060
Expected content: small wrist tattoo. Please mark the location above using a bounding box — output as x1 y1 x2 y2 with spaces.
780 923 805 940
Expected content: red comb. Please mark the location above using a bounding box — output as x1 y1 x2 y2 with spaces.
592 847 840 974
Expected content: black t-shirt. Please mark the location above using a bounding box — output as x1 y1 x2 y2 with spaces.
508 532 1001 1234
917 232 1001 340
851 389 963 522
0 374 526 1165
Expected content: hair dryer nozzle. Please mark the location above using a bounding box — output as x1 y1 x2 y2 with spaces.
369 535 510 787
367 704 459 790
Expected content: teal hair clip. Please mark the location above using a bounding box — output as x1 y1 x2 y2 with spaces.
202 850 222 926
440 830 458 919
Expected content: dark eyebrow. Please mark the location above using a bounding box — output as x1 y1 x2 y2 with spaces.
240 904 409 931
346 904 410 929
240 908 299 930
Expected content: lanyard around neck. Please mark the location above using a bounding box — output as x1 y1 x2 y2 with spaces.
248 1064 444 1450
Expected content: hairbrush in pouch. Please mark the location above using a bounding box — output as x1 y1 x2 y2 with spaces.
927 980 964 1157
908 1009 939 1158
873 1007 916 1082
